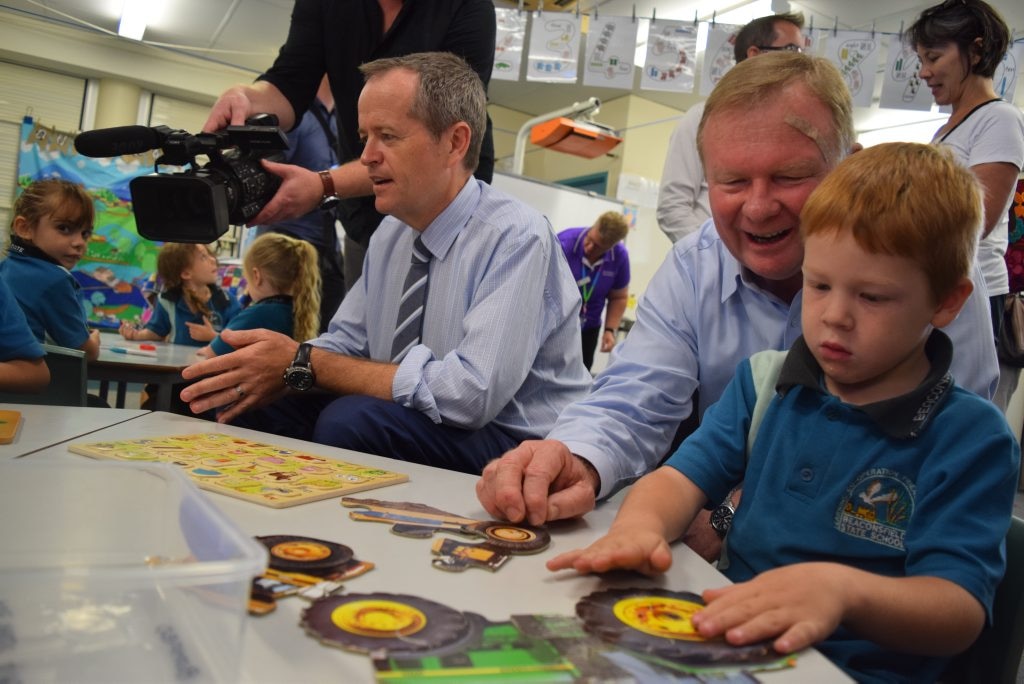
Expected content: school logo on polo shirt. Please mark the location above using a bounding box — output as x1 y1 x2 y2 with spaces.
834 468 915 550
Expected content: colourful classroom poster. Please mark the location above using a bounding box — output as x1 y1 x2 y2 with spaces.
17 118 160 328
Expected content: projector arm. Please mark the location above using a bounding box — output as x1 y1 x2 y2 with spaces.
512 96 601 175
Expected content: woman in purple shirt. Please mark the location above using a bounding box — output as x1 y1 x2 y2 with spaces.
558 212 631 370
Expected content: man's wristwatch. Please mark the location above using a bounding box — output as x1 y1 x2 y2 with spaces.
283 343 316 391
317 170 340 211
710 495 736 538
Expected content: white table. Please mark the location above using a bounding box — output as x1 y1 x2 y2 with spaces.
0 403 149 458
90 332 204 411
28 411 851 683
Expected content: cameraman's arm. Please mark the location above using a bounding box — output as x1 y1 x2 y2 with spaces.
203 82 295 133
248 157 375 226
328 161 374 200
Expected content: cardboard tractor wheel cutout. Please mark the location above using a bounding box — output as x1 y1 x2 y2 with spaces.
301 592 472 654
341 497 550 571
249 535 373 615
576 588 777 665
298 589 796 680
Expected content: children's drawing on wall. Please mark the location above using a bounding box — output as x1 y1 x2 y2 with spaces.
492 8 526 82
699 23 741 96
526 11 581 82
880 39 934 110
994 44 1020 100
640 20 697 93
583 15 637 89
814 30 880 107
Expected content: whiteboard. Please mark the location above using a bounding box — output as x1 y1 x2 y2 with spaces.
491 172 624 233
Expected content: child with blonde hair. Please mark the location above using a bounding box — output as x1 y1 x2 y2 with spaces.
121 242 240 345
548 143 1020 683
198 232 320 358
0 178 100 361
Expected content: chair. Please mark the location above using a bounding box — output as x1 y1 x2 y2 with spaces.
952 515 1024 683
0 343 87 407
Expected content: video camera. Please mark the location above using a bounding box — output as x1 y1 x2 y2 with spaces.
74 114 288 243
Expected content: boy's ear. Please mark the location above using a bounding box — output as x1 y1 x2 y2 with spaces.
10 215 33 240
931 276 974 329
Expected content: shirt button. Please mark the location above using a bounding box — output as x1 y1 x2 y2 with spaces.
800 468 814 482
825 407 840 420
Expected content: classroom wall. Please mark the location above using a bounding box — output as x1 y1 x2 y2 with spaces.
0 11 244 104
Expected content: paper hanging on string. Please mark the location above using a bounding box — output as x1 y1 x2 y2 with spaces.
583 15 638 89
879 37 934 111
814 30 881 108
493 8 526 82
640 20 697 93
526 11 581 83
993 42 1021 102
699 23 742 96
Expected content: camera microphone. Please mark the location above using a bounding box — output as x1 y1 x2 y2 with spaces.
74 125 166 158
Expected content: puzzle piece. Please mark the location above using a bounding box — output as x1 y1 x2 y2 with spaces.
341 497 549 571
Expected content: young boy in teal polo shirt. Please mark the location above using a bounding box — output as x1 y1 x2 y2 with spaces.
548 142 1020 683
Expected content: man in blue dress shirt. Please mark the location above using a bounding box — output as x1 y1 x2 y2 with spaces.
181 52 591 474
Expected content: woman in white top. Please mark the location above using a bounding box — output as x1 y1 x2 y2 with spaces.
909 0 1024 340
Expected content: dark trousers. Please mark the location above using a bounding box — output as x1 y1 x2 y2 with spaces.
581 326 601 371
317 245 346 332
991 293 1006 340
231 394 519 475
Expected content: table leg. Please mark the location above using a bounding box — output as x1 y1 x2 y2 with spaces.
115 382 127 409
155 383 172 412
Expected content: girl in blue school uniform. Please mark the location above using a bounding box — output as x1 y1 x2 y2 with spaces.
196 232 321 358
0 179 101 361
120 242 241 346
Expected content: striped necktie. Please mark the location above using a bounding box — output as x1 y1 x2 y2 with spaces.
390 235 431 362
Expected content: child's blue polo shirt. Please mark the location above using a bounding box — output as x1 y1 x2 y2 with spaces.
0 241 90 349
145 286 241 347
0 277 44 360
667 332 1020 683
209 295 294 356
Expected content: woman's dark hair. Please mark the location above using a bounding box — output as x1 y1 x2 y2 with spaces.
907 0 1009 78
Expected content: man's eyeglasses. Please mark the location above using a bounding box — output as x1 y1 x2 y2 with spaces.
756 44 804 53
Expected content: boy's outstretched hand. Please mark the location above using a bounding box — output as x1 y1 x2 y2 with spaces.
546 528 674 576
691 562 850 654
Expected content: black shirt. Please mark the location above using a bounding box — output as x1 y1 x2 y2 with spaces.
259 0 497 245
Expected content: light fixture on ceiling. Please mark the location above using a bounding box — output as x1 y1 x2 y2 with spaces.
118 0 148 41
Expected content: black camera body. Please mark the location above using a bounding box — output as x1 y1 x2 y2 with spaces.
75 115 288 243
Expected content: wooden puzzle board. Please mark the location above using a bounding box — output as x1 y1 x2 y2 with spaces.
69 433 408 508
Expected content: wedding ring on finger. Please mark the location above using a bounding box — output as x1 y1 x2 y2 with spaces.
235 385 245 398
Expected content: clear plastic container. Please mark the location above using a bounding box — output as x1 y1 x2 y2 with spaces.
0 460 268 683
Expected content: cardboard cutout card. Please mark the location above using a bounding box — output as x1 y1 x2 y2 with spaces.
298 590 794 681
341 497 549 571
249 535 372 615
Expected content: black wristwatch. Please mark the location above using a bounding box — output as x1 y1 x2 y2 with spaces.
710 497 736 538
283 343 316 391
